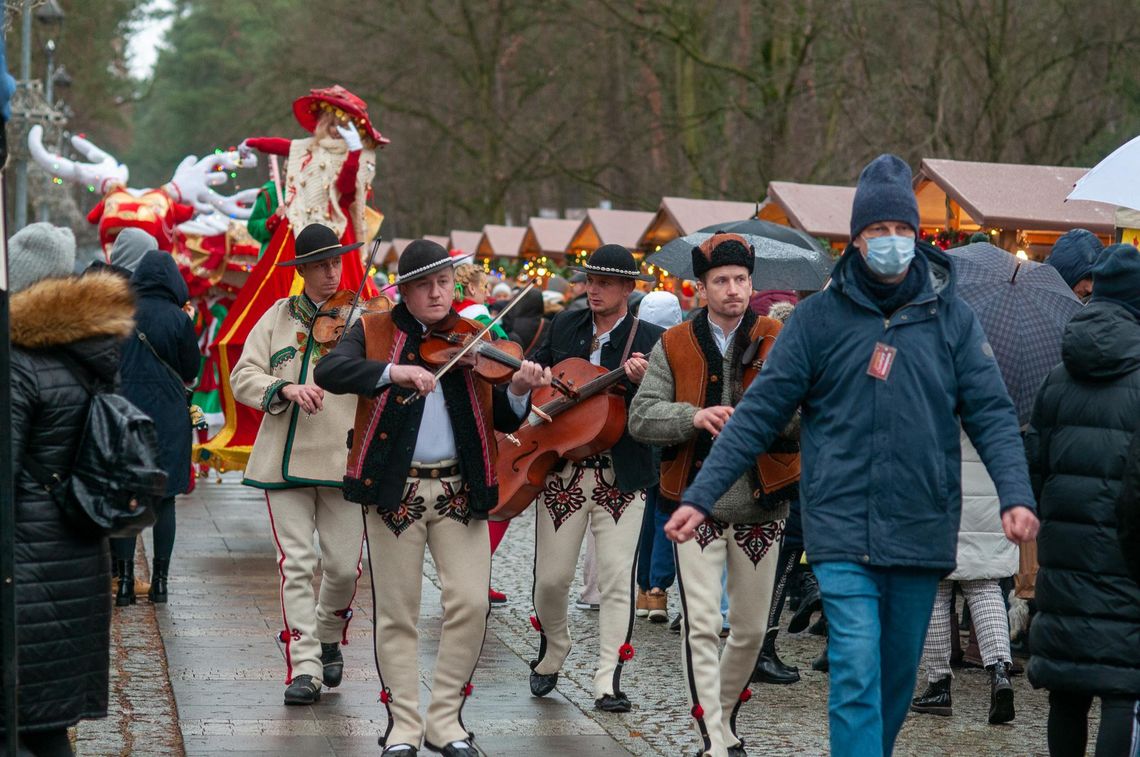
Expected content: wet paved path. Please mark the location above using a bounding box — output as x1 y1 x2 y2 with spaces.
79 475 1066 755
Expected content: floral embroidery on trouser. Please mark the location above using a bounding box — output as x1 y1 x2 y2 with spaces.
532 460 646 699
674 518 784 757
364 471 491 748
265 487 365 684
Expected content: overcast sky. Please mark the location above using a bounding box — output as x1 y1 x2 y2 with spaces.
125 0 174 79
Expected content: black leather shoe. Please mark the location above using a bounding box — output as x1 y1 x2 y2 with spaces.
752 648 801 684
595 692 631 712
424 739 478 757
728 744 748 757
320 642 344 688
807 613 828 637
148 558 169 604
669 614 682 633
987 663 1015 724
283 674 321 705
379 743 418 756
910 676 952 716
115 559 136 607
811 642 829 673
787 584 821 633
529 660 558 697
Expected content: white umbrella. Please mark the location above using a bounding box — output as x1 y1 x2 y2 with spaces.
1067 134 1140 210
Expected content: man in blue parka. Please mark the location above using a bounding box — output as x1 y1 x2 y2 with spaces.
667 154 1040 757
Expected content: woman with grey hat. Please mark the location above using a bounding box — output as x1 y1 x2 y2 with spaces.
6 223 132 755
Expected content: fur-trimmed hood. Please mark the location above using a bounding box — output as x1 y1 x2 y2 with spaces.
11 272 135 350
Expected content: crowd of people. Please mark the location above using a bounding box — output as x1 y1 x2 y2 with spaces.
5 152 1140 757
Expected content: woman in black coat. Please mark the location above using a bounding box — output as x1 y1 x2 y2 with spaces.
506 287 546 357
110 250 200 606
8 270 136 754
1025 253 1140 757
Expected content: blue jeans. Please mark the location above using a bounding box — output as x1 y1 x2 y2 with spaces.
637 487 676 591
813 561 941 757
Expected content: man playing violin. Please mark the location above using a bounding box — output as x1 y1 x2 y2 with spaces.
314 239 550 757
526 244 664 713
628 233 800 757
230 223 367 706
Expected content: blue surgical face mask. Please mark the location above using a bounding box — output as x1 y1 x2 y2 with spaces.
863 235 916 277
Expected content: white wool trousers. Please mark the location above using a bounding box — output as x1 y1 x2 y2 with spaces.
675 516 784 757
264 487 365 685
364 469 491 749
531 459 645 699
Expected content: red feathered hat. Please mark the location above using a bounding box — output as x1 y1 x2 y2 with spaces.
292 85 390 146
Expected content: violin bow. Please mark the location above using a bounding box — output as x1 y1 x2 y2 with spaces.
396 278 538 405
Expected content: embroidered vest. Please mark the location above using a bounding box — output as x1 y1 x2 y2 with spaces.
343 307 500 515
658 313 801 505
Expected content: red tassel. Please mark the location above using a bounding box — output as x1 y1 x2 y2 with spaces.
691 704 704 720
739 688 752 702
380 689 391 704
618 643 635 661
463 683 474 697
530 615 542 632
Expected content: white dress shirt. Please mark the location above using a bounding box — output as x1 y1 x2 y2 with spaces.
376 321 529 464
590 315 627 366
709 315 744 357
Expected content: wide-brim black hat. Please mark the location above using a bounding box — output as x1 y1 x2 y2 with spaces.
276 223 363 267
570 243 655 282
396 239 455 284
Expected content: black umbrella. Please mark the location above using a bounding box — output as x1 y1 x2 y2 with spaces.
697 218 823 252
648 231 834 291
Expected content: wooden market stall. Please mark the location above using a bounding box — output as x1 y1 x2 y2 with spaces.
567 208 655 265
521 217 580 264
758 181 855 250
449 230 483 256
476 225 526 259
637 196 757 252
914 158 1113 259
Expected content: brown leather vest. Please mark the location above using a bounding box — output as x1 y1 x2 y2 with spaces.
658 316 801 503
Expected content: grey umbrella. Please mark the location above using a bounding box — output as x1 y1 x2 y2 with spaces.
949 242 1083 425
697 218 823 252
647 232 834 291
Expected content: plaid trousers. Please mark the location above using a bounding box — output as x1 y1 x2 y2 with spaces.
921 578 1012 681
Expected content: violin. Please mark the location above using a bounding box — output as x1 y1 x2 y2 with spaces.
420 319 577 394
311 289 394 345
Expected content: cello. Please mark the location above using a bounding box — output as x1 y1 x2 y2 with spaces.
490 357 633 520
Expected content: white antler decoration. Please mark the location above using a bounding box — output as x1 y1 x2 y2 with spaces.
162 150 259 218
28 124 129 193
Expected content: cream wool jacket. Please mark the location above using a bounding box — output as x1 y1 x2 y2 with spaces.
231 294 357 489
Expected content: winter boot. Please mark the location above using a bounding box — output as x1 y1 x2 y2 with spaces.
321 642 344 688
115 559 136 607
752 630 800 684
787 571 821 633
910 676 952 716
148 558 169 604
811 640 829 673
987 662 1015 724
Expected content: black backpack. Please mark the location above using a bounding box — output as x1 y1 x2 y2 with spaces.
22 352 165 538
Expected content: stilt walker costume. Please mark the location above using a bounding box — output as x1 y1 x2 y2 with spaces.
629 234 801 757
527 244 664 712
230 224 367 705
314 240 548 757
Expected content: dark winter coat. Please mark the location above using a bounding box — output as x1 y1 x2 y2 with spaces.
683 243 1034 571
530 306 665 493
6 272 135 733
1026 302 1140 696
507 288 546 357
121 251 199 496
1119 430 1140 587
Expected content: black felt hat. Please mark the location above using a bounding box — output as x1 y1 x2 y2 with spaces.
396 239 455 284
571 244 655 282
276 223 363 267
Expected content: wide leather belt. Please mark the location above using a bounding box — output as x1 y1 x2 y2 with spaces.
573 454 612 470
408 463 461 480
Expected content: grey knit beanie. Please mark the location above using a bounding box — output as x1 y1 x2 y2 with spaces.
7 222 76 293
109 227 156 273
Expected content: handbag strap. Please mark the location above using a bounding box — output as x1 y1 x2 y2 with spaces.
136 329 187 386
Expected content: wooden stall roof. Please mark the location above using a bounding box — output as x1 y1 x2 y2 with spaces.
914 158 1113 234
376 240 396 266
449 230 483 256
476 225 526 258
639 197 757 250
759 182 855 241
568 208 655 253
521 218 581 256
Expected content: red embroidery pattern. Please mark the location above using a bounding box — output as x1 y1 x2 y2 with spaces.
435 479 472 526
591 467 634 523
380 481 426 537
732 521 784 566
694 516 727 550
542 467 586 531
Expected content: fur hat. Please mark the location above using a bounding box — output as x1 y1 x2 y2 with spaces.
7 222 76 293
849 154 920 239
692 232 754 279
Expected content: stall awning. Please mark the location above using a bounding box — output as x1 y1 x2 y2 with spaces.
477 225 526 259
760 182 855 241
449 230 483 256
914 158 1113 234
521 218 581 257
639 197 757 250
568 208 655 254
